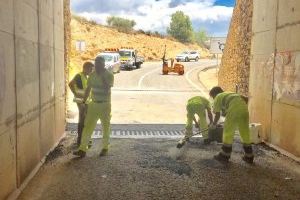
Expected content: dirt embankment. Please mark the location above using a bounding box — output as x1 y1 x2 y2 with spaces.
70 17 210 77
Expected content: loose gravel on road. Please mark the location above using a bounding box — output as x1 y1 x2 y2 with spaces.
18 135 300 200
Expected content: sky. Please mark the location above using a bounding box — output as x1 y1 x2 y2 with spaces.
71 0 235 36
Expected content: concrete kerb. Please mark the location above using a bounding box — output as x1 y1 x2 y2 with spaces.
197 65 218 92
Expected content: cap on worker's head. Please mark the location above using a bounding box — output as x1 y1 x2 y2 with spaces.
209 86 224 98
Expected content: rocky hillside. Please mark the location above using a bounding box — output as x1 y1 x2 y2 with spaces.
70 16 210 77
218 0 252 95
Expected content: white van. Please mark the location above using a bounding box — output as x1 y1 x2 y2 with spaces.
96 51 121 73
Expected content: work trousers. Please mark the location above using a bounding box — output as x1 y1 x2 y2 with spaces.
221 98 253 158
77 103 87 146
186 104 208 139
79 102 111 152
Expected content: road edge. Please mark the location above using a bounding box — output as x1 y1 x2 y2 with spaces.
196 65 218 92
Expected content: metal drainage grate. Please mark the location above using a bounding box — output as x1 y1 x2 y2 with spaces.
66 123 187 139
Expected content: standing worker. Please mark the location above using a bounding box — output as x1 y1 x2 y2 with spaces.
209 86 254 164
69 61 94 146
73 56 114 157
177 96 213 148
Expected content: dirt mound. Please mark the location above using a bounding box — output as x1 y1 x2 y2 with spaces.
70 17 210 77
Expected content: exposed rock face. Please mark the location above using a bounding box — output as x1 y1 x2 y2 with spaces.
218 0 253 95
64 0 71 102
64 0 71 69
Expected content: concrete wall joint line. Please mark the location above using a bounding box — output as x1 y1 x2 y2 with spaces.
12 0 18 189
53 0 57 140
37 0 42 162
277 20 300 30
23 2 37 12
0 29 14 35
253 29 276 34
269 0 280 143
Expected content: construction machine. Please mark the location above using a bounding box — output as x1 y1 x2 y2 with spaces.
162 45 184 75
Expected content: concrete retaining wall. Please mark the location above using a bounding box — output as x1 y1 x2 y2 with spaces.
249 0 300 157
0 0 65 199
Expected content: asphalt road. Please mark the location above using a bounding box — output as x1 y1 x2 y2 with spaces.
114 59 213 92
112 59 215 124
67 59 216 124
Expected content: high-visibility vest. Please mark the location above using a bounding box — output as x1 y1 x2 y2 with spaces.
88 71 114 102
73 72 88 103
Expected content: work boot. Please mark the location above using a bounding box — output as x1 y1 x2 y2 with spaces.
243 144 254 164
99 149 108 157
73 150 86 158
214 152 230 163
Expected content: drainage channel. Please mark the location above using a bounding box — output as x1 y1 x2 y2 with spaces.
66 123 193 139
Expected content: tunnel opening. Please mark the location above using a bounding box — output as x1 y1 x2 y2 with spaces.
64 1 219 131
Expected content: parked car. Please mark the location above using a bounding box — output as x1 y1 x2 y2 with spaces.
176 50 200 62
96 51 121 73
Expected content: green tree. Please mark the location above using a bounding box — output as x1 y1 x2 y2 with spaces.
106 16 136 33
194 29 209 47
167 11 193 43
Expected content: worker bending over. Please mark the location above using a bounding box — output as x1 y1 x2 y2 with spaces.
209 86 254 164
178 96 213 147
68 62 93 146
73 56 114 157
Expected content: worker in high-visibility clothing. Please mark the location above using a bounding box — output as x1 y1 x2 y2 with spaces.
69 61 94 146
177 96 213 148
209 86 254 164
73 56 114 157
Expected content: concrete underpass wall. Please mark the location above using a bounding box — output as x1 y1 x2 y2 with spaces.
249 0 300 157
0 0 65 199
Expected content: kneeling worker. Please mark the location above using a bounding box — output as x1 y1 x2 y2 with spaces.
73 56 114 157
209 86 254 164
177 96 213 148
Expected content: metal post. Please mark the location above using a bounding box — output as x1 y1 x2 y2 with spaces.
216 54 219 73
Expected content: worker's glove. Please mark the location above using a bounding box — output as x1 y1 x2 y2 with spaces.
209 123 217 130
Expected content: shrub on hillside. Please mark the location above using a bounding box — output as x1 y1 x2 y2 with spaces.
73 15 99 26
194 29 210 48
106 16 136 33
137 29 145 34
